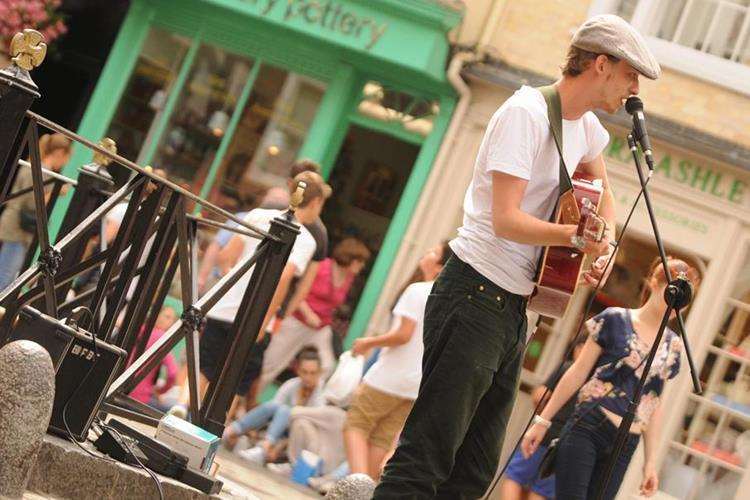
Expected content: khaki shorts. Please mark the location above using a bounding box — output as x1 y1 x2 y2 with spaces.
344 383 414 450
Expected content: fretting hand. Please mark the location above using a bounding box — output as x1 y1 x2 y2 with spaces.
582 252 614 287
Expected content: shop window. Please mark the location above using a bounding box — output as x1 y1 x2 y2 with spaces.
150 44 255 196
659 244 750 499
357 81 439 137
590 0 750 94
105 28 190 185
205 67 326 211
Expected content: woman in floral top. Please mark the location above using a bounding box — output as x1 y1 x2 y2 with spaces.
522 257 700 500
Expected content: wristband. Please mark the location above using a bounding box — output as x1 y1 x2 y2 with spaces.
532 414 552 429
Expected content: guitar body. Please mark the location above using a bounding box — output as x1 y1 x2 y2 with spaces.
528 173 604 318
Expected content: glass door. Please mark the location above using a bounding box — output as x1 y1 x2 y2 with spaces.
321 124 420 340
320 79 445 343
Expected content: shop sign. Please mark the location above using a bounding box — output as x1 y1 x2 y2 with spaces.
611 185 719 258
606 135 749 207
241 0 388 50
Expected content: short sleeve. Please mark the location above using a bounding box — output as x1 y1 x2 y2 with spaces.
485 106 543 181
392 283 423 323
585 309 614 350
581 115 610 163
287 230 316 277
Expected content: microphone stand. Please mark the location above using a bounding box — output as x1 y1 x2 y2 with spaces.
595 134 702 500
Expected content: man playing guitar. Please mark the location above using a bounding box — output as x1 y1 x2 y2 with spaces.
373 15 661 499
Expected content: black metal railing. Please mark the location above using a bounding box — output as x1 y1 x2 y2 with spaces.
0 39 301 437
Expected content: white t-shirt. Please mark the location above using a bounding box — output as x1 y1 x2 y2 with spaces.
450 86 609 295
207 208 316 323
363 280 433 400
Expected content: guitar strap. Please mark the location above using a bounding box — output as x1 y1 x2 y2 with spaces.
538 85 574 196
531 85 577 283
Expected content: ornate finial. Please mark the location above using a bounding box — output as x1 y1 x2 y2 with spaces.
93 138 117 166
290 181 306 211
10 30 47 71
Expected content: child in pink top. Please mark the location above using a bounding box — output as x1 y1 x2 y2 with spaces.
129 307 179 408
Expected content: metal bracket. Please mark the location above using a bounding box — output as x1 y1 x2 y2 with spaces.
37 247 62 277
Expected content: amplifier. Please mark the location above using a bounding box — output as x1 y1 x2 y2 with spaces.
6 306 127 441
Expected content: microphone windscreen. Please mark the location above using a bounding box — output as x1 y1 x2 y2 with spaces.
625 96 643 115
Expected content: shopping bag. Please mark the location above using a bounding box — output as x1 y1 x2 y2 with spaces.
323 350 364 407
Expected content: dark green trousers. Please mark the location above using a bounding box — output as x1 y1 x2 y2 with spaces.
373 256 527 499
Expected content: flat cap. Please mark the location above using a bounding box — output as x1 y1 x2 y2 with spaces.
572 14 661 80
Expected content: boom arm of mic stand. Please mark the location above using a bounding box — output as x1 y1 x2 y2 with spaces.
628 134 702 394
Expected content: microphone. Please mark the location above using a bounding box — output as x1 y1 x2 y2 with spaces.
625 97 654 171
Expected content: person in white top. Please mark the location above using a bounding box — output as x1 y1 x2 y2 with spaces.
344 242 453 481
375 15 661 499
170 171 330 419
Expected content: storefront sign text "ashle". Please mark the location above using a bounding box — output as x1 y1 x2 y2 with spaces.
244 0 388 50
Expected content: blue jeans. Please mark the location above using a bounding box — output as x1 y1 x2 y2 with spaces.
231 402 291 444
0 241 28 291
555 408 640 500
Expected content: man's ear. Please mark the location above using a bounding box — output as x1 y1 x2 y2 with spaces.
594 54 611 75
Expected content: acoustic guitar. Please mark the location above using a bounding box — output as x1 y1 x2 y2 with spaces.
528 172 607 318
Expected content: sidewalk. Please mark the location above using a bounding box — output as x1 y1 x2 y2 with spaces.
216 448 319 499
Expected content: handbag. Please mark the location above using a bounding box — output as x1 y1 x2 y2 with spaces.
19 206 37 234
537 437 559 479
535 350 652 479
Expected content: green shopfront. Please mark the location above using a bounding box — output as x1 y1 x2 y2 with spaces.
55 0 462 342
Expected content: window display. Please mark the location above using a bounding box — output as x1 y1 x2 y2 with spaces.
106 29 189 184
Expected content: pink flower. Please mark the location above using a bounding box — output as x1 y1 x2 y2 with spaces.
0 0 66 45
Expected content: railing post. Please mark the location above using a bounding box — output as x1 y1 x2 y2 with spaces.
52 139 117 303
198 214 300 436
0 31 47 207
